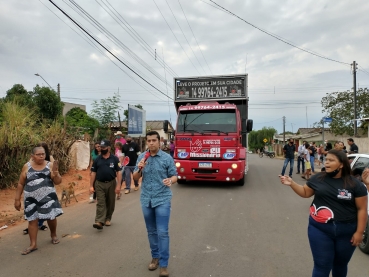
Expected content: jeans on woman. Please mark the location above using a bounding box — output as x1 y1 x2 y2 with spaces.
142 201 171 268
308 216 357 277
310 155 315 173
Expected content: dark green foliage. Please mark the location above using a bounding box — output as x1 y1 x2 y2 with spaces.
32 85 64 121
65 107 99 137
321 88 369 135
248 127 277 151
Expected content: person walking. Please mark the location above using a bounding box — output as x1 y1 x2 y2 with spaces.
347 138 359 154
14 145 63 255
89 142 101 204
309 142 317 174
281 138 295 178
169 139 175 158
114 131 126 147
114 141 124 200
296 141 306 174
90 140 122 230
279 149 368 277
122 136 140 194
133 131 177 277
301 142 312 180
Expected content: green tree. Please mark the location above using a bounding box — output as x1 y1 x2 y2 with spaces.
321 88 369 135
248 127 277 151
90 93 120 126
4 84 34 108
32 85 64 121
65 107 99 137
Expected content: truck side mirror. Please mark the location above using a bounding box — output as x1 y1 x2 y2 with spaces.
246 119 253 133
163 120 169 133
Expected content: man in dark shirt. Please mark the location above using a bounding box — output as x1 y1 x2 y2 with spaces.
281 138 296 177
122 136 140 194
90 140 121 230
347 138 359 154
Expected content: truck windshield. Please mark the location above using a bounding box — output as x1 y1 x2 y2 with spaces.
177 110 236 133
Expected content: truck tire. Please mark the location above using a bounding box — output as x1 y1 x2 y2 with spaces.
177 179 186 185
359 220 369 254
237 175 245 186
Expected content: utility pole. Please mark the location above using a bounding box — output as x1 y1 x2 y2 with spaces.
283 116 286 144
57 83 60 99
352 61 357 136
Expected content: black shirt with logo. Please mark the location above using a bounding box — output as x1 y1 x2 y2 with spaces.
91 154 121 182
283 143 295 159
122 142 140 166
307 173 367 222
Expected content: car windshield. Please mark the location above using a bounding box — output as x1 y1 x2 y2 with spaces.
177 110 236 133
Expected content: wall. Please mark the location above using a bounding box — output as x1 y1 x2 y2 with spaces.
63 102 86 116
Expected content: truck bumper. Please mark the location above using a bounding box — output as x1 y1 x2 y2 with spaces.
174 159 245 182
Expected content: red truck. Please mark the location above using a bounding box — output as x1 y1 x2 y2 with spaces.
171 74 253 185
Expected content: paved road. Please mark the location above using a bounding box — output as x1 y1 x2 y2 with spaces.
1 155 368 277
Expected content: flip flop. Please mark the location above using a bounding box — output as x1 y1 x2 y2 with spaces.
51 238 60 244
39 225 48 231
21 248 38 255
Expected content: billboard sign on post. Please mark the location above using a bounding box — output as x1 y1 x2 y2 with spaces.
128 105 146 137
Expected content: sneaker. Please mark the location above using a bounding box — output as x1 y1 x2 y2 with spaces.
159 267 169 277
134 186 139 191
93 222 103 230
124 189 130 194
105 220 111 226
148 258 159 271
296 172 300 174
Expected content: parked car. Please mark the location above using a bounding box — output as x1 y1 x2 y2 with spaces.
348 154 369 254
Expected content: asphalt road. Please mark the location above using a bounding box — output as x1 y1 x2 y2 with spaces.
1 154 368 277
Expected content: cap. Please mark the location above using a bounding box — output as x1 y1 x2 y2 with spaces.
100 140 111 147
114 131 123 135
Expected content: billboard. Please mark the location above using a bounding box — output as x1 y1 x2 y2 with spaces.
174 75 247 100
128 105 146 137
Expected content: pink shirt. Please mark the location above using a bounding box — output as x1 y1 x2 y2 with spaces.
115 137 126 145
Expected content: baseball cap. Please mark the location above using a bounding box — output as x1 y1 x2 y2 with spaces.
100 140 111 148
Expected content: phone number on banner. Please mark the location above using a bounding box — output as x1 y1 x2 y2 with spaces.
192 87 228 98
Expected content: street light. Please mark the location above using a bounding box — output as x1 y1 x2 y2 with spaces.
34 73 53 90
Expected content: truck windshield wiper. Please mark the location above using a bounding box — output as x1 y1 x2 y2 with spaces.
202 129 228 135
183 129 203 135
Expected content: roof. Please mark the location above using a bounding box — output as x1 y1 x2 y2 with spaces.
296 128 330 135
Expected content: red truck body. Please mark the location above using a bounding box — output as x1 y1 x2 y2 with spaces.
173 74 252 185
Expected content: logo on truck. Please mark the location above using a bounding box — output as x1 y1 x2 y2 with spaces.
190 139 202 152
223 153 236 159
177 152 189 159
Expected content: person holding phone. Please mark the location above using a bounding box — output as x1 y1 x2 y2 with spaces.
279 149 368 277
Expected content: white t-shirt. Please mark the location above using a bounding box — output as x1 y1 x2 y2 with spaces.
304 148 310 162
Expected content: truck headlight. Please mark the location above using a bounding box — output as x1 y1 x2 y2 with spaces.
231 164 238 169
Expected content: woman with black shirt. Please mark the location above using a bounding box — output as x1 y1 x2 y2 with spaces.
279 149 368 277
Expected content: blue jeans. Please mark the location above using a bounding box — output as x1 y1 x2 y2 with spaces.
124 166 138 189
281 157 294 176
142 201 171 267
310 156 315 173
308 216 357 277
297 157 305 173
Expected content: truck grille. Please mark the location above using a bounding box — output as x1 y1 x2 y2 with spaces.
195 169 218 174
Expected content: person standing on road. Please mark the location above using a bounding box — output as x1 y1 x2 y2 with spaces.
301 142 312 180
122 135 140 194
114 131 126 150
347 138 359 154
90 140 122 230
281 138 295 178
309 142 317 174
279 149 368 277
14 145 63 255
297 141 306 174
89 142 101 204
133 131 177 277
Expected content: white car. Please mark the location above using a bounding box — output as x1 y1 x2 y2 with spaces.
348 153 369 254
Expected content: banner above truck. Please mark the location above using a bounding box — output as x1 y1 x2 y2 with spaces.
174 75 247 100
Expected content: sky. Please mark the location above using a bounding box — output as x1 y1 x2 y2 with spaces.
1 0 369 134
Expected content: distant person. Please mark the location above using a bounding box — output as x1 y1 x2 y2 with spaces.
122 136 140 194
347 138 359 154
133 131 177 277
89 142 101 204
301 142 312 180
161 139 171 155
296 141 306 174
309 142 317 174
114 141 124 200
15 145 63 255
279 149 368 277
114 131 126 151
169 139 175 158
90 140 122 230
281 139 295 178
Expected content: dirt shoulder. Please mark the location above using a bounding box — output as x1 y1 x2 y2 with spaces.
0 168 92 231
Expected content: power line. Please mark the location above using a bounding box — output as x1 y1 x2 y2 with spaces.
48 0 173 100
207 0 352 66
152 0 201 75
178 0 213 75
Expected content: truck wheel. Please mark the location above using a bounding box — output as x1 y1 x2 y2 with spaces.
237 175 245 186
359 220 369 254
269 153 275 159
177 179 186 185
